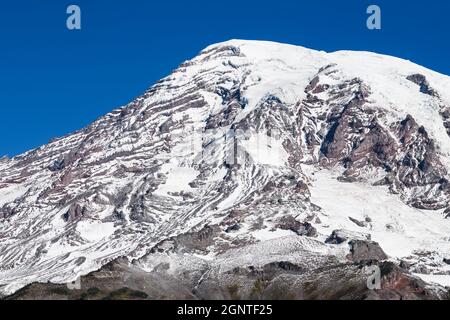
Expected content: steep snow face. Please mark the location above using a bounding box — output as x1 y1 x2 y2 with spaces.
1 39 450 295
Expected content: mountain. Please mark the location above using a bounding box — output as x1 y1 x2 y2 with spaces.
1 40 450 300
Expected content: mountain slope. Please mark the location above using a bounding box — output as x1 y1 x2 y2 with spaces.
1 40 450 298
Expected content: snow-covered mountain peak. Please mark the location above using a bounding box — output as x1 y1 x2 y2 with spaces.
2 40 450 298
188 40 450 156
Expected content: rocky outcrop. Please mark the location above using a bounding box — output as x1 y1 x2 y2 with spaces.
276 215 317 237
347 240 388 263
406 74 439 97
63 203 88 222
149 225 221 254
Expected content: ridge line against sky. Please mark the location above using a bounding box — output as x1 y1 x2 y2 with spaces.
0 0 449 157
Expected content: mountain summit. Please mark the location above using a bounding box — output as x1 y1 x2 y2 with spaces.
2 40 450 299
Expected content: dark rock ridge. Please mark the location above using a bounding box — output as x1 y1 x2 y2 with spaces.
4 255 446 301
407 74 439 97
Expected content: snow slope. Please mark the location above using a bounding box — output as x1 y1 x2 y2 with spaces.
310 169 450 276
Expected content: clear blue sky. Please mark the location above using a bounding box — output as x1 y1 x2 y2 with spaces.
0 0 449 157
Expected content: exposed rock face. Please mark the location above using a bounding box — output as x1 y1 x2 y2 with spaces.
349 217 369 228
303 69 448 210
347 240 388 263
276 215 317 237
407 74 439 97
1 40 450 299
149 224 221 254
63 203 88 222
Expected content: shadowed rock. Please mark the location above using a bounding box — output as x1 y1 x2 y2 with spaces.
347 240 388 263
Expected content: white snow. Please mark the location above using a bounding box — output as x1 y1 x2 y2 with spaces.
309 169 450 261
252 228 295 241
76 220 116 242
0 184 29 206
240 131 289 166
414 274 450 288
154 163 199 196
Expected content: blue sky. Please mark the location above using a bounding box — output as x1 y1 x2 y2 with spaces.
0 0 449 156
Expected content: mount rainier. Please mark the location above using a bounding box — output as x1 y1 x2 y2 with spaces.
2 40 450 300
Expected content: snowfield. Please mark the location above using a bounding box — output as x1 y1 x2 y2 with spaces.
310 169 450 282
